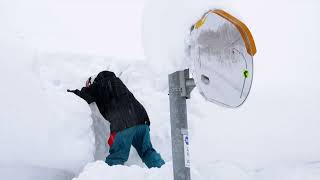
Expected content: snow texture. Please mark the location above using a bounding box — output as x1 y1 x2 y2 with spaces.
0 0 320 180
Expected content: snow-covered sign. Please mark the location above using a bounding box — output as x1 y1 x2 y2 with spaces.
188 9 257 108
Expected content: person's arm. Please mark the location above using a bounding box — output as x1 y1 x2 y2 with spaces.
67 84 97 104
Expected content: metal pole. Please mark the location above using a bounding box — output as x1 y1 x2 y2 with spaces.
169 69 195 180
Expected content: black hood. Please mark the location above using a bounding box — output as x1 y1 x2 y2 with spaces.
93 71 116 84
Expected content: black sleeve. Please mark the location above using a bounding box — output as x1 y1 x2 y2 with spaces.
77 85 97 104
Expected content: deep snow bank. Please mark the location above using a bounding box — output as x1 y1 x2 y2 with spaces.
1 14 84 176
0 44 95 174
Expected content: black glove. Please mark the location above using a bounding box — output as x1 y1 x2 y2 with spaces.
67 88 95 104
67 89 80 95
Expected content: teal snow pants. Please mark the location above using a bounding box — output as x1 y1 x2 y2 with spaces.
105 124 165 168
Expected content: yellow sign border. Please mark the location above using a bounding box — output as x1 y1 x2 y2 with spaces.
194 9 257 56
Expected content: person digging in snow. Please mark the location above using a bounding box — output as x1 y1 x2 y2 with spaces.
67 71 165 168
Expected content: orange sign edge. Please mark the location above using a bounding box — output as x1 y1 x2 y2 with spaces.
212 9 257 56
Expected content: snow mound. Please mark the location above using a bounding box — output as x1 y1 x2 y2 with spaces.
74 161 320 180
73 161 173 180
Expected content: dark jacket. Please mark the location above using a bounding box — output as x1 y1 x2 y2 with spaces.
77 71 150 132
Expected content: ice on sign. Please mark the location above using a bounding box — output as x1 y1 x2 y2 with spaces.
187 9 256 108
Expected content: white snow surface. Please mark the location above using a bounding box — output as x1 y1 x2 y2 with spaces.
1 0 320 180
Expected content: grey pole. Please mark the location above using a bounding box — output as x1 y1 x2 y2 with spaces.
168 69 195 180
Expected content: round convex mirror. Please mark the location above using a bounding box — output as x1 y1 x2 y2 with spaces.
188 9 257 108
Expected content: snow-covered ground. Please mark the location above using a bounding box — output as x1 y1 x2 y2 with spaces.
1 0 320 180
